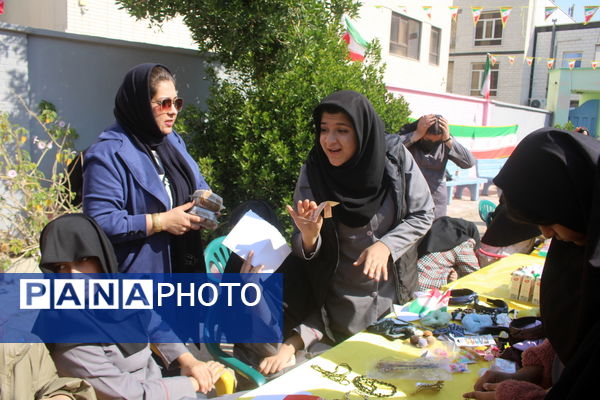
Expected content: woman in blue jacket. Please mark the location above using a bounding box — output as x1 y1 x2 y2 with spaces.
83 63 209 273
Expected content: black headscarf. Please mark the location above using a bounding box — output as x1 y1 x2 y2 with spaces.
417 217 480 257
306 90 388 227
114 63 202 272
37 214 147 356
481 198 541 247
494 128 600 370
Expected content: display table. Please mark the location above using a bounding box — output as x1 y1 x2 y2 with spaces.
240 254 543 399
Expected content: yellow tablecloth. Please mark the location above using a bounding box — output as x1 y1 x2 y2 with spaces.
241 254 543 399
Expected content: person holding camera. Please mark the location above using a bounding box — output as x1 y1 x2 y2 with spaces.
399 114 475 219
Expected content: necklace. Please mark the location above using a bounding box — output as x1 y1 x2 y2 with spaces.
311 363 352 385
352 376 397 398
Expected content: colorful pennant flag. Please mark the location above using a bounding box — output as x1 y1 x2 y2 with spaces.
526 57 534 66
583 6 599 24
507 56 516 65
480 54 492 99
593 61 599 70
343 17 368 62
500 7 512 27
544 6 557 20
568 59 576 70
472 7 483 25
449 6 459 21
423 6 432 20
547 58 555 69
0 0 4 15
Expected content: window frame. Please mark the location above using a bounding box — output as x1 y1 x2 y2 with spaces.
429 26 441 65
389 12 421 60
470 62 499 97
474 11 503 46
561 51 583 68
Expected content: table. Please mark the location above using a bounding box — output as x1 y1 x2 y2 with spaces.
241 254 543 399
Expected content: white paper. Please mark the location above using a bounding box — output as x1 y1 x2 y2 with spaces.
222 210 291 273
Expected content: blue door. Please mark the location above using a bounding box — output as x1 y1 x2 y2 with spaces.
569 100 598 137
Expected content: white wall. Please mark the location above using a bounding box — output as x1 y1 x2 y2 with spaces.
388 86 551 140
354 0 452 93
0 0 197 49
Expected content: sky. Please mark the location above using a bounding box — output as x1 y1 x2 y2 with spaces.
553 0 599 23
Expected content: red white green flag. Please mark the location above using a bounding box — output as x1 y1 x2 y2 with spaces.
544 6 557 20
499 7 512 27
507 56 516 64
472 7 483 25
568 59 576 70
450 124 518 159
547 58 555 69
583 6 599 24
490 54 497 66
343 17 368 62
449 6 459 21
526 57 534 66
480 54 492 99
423 6 432 20
592 61 599 70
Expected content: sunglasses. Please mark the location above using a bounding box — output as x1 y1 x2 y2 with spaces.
152 97 184 111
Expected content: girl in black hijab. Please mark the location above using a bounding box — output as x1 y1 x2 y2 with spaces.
262 90 433 375
83 63 210 274
38 214 224 399
464 128 600 399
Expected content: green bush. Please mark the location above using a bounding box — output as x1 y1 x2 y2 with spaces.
0 101 80 269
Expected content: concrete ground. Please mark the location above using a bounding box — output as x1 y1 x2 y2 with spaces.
446 185 500 237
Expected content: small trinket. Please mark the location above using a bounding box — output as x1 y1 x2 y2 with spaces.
412 381 444 394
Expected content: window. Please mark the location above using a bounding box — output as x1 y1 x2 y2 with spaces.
389 12 421 59
429 27 441 65
561 52 583 68
470 62 499 97
474 11 502 46
447 61 454 92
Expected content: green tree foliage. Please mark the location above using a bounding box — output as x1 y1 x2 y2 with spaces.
120 0 412 235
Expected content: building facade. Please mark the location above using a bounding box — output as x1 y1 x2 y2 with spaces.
351 0 453 93
530 21 600 110
447 0 572 105
0 0 197 49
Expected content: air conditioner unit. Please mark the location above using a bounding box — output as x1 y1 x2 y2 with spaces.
529 99 542 108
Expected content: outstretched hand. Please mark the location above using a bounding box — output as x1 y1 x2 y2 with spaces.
287 199 323 253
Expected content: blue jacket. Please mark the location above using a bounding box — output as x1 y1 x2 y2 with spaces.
83 123 209 273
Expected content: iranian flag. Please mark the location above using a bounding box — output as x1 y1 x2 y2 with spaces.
450 124 518 159
544 6 557 21
583 6 599 24
343 17 368 62
499 7 512 27
592 61 599 70
480 54 491 99
423 6 432 20
472 7 483 25
449 6 459 21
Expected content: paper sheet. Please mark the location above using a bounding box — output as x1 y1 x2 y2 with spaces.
222 210 291 273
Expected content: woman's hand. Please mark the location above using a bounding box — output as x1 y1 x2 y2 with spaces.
178 353 224 393
353 241 391 281
258 343 296 375
161 202 204 235
473 370 513 391
463 383 499 399
240 250 265 273
287 199 323 253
